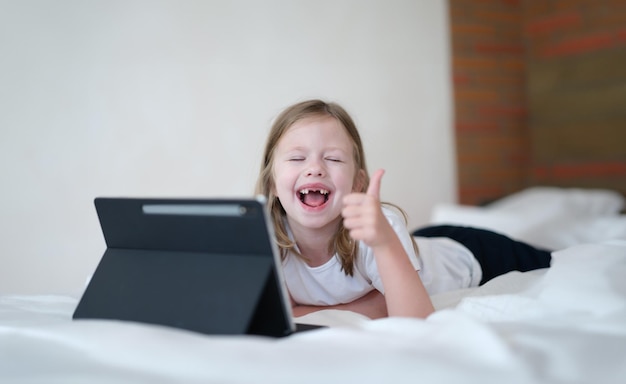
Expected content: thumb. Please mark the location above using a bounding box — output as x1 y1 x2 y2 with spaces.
366 169 385 198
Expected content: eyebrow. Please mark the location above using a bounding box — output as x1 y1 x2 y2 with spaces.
283 146 349 153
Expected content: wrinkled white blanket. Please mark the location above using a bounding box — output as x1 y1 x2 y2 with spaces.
2 240 625 384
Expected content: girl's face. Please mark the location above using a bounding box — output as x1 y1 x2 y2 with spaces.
272 116 362 233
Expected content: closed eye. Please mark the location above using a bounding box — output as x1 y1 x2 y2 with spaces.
325 157 343 163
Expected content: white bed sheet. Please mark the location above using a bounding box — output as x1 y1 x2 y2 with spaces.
1 240 625 384
2 187 625 383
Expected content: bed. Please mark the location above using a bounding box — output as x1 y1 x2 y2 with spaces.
1 187 625 383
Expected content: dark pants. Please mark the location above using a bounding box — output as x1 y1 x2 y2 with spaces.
412 225 552 285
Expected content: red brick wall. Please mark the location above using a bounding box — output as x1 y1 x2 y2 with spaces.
449 0 626 205
450 0 529 205
524 1 626 193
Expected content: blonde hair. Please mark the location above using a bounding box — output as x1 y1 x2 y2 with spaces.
255 99 411 275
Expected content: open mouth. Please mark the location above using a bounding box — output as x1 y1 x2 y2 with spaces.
298 188 330 208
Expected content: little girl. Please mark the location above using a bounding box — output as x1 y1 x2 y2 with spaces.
255 99 551 319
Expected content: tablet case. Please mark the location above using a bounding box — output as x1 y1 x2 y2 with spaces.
72 197 296 337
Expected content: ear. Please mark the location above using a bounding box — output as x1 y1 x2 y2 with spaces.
353 169 367 192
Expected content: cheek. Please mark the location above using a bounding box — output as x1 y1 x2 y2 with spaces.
335 169 360 193
332 171 357 194
272 165 293 194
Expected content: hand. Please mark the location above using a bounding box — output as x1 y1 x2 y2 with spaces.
344 169 436 319
342 169 394 248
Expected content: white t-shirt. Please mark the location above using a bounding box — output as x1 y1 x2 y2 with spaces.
282 207 482 306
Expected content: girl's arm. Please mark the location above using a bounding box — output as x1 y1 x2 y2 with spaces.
291 289 388 319
342 169 435 319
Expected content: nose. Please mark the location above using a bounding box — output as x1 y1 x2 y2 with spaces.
305 159 325 177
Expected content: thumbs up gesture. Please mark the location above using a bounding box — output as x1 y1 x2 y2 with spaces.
342 169 395 248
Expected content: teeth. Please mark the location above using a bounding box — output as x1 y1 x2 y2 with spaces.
299 188 329 195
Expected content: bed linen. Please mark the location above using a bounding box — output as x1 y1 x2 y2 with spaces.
2 187 625 384
2 240 624 384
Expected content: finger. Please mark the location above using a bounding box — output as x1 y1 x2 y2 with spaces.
366 169 385 198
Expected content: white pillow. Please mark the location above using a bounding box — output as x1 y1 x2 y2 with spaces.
429 187 626 250
486 186 624 217
430 203 528 236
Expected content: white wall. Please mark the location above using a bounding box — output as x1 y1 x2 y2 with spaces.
0 0 455 295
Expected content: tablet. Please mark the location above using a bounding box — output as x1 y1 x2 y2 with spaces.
73 196 317 337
